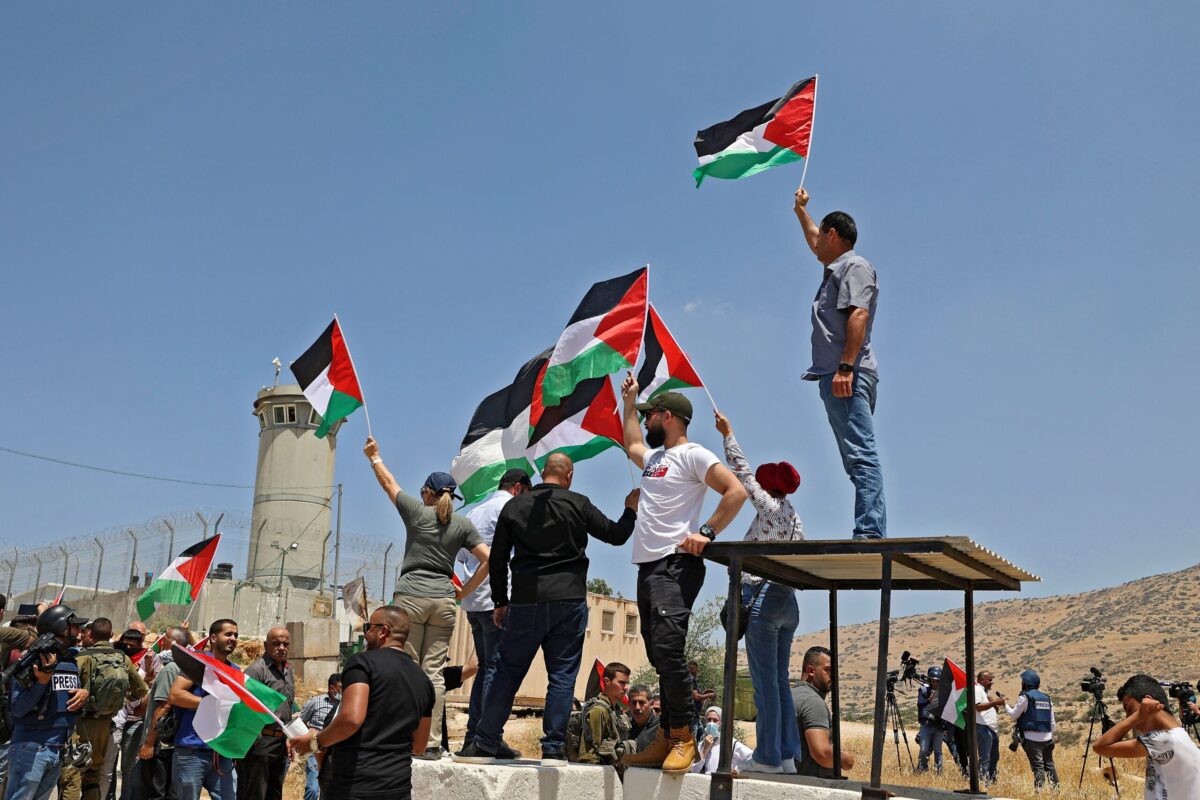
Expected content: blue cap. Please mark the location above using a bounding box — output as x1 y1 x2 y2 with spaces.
423 472 462 501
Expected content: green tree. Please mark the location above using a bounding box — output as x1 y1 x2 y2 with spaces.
587 577 614 596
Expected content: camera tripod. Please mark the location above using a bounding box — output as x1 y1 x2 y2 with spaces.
1078 693 1119 795
884 683 916 772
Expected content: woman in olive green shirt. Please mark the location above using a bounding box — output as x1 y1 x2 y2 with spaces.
363 436 490 758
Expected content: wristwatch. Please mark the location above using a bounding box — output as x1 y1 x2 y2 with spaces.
837 362 854 374
699 524 717 541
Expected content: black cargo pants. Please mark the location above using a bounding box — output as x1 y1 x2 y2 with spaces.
636 553 706 730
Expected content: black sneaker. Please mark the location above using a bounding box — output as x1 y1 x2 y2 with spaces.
541 751 568 767
452 742 497 765
414 746 444 761
494 740 521 761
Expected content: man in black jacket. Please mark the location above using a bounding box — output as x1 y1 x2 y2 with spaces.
454 453 637 766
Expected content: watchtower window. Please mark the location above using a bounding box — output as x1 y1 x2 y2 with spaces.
285 405 297 423
257 413 267 431
309 409 322 426
273 406 286 425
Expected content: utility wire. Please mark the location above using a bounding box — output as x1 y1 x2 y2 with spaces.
0 445 332 491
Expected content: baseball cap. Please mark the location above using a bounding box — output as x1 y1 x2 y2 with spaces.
498 468 533 488
423 471 462 500
634 391 693 424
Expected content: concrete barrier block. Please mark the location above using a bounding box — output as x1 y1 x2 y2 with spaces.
413 758 622 800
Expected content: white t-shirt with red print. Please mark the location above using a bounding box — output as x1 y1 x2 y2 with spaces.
633 443 720 564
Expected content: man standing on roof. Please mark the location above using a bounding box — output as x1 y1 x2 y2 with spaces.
793 188 886 539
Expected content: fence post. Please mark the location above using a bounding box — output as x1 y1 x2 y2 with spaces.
33 554 44 598
163 520 175 565
59 545 70 598
381 543 394 602
128 529 139 588
94 537 106 597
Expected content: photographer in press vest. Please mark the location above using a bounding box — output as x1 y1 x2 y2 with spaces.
1004 669 1059 789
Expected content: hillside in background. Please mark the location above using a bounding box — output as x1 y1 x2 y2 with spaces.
762 562 1200 725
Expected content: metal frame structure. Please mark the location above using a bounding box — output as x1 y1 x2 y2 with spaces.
699 537 1038 800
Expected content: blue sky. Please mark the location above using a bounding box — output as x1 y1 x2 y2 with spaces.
3 3 1197 634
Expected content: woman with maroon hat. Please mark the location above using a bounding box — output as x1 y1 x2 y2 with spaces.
714 411 805 776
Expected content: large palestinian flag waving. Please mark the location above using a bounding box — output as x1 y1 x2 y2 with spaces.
935 657 970 729
171 645 289 758
540 268 648 408
450 349 548 505
526 371 623 472
693 76 817 187
136 535 221 621
291 318 365 439
636 304 705 403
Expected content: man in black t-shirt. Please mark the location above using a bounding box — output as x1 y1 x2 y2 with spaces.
288 607 434 800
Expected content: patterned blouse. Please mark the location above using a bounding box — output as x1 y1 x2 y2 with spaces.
723 434 804 584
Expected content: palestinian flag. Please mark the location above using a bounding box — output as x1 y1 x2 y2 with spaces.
171 645 288 759
693 76 817 187
136 536 221 622
450 349 547 505
189 635 211 652
130 648 149 667
527 371 623 472
451 573 464 607
636 304 705 403
540 268 648 408
935 657 970 729
291 318 365 439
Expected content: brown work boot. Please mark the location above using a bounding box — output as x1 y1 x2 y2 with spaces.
622 727 670 767
661 726 697 774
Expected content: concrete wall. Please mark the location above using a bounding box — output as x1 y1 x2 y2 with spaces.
445 593 648 707
412 762 1014 800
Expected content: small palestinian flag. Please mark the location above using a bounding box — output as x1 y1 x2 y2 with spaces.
291 318 365 439
451 573 464 606
935 657 970 729
636 304 704 404
130 648 149 667
172 645 289 759
136 536 221 622
451 349 546 505
541 268 648 408
693 76 817 187
189 635 211 652
527 371 623 472
583 658 629 708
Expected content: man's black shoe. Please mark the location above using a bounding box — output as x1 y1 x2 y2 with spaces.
414 746 444 761
452 742 497 765
494 739 521 760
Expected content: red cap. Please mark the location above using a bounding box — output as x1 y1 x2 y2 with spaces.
755 462 801 495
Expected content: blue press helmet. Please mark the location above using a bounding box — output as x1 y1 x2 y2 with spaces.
1020 669 1041 690
927 666 942 680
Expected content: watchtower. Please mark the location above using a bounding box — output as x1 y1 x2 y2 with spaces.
247 384 337 590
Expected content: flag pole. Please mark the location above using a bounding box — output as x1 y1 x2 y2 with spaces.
333 313 374 439
798 73 819 191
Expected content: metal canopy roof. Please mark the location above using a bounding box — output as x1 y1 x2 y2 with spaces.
701 536 1039 592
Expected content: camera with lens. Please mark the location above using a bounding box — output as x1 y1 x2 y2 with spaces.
0 633 71 685
1163 681 1198 726
1080 666 1107 698
1008 726 1025 752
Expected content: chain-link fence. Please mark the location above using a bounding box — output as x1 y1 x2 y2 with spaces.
1 510 399 603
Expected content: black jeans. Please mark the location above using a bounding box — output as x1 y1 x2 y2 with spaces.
637 553 706 730
235 734 287 800
140 745 175 800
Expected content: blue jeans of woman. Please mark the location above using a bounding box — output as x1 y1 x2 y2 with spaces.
742 582 801 767
3 741 63 800
818 371 886 538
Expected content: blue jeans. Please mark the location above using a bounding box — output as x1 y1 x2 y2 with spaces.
819 371 886 538
3 741 63 800
465 610 502 742
975 724 996 782
172 746 234 800
917 722 945 771
742 582 800 767
474 600 587 757
303 754 320 800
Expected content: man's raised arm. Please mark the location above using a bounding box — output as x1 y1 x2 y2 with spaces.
620 373 649 469
793 187 821 257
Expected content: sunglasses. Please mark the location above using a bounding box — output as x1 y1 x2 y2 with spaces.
362 622 387 633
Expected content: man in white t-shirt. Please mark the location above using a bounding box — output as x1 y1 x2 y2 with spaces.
973 671 1005 783
617 378 747 774
1094 674 1200 800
